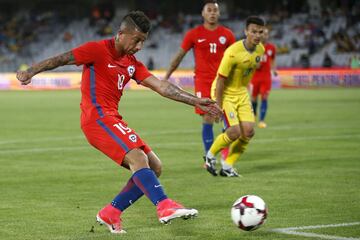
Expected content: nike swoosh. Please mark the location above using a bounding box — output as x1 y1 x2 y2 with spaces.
154 184 162 188
108 64 116 68
198 39 206 43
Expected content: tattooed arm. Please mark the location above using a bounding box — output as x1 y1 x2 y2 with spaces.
141 76 222 118
17 51 76 85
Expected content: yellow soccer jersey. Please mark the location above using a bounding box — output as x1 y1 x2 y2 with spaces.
211 40 265 97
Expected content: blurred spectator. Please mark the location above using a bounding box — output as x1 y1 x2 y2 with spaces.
307 35 316 54
18 63 29 71
353 34 360 51
90 6 101 26
277 44 290 54
99 0 114 23
300 54 310 68
101 24 113 36
147 57 155 70
349 55 360 69
322 52 333 68
90 0 114 35
291 38 300 49
148 42 158 49
335 31 356 52
63 31 73 42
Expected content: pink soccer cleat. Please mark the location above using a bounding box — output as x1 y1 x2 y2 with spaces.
157 198 198 224
96 204 126 234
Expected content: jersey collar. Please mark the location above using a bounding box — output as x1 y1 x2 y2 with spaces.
242 39 256 53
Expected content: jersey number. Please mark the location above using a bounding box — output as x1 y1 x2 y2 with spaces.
209 43 217 53
114 122 132 135
118 74 125 90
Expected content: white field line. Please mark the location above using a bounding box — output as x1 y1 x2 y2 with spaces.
271 222 360 240
0 134 360 155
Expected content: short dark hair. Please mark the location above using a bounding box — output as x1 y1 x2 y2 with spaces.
203 0 218 5
245 16 265 28
121 11 151 33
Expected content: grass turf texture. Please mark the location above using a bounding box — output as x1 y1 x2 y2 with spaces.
0 88 359 240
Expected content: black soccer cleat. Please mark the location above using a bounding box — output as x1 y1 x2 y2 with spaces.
203 156 218 176
219 168 240 177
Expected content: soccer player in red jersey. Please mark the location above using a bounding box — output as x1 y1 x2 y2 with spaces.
250 28 277 128
17 11 222 234
164 0 235 160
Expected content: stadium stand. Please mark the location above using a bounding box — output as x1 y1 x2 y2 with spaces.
0 0 359 72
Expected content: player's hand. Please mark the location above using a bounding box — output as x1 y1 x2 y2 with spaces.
16 70 34 85
195 98 222 119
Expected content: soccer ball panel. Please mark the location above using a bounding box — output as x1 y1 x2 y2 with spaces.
231 195 267 231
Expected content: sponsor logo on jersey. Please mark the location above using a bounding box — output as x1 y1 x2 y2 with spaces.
129 134 137 142
127 65 135 77
219 36 226 44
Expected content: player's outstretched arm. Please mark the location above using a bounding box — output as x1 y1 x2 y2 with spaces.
16 51 76 85
163 48 187 81
141 75 222 118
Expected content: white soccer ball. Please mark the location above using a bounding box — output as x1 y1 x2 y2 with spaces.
231 195 268 231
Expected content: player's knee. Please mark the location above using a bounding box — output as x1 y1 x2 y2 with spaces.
136 154 149 166
152 162 162 177
147 151 162 177
244 128 255 139
227 127 241 140
125 148 149 172
261 92 269 100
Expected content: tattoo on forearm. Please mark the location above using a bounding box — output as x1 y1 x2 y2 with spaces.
164 83 196 106
28 51 75 74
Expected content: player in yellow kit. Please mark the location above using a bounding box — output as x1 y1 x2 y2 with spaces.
204 16 265 177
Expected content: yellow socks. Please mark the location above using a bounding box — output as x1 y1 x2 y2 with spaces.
209 132 232 156
224 137 249 166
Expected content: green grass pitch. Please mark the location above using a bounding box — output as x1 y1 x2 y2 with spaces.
0 88 359 240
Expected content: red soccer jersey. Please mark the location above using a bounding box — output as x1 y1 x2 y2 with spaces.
252 42 276 81
72 38 152 125
181 25 235 83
